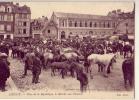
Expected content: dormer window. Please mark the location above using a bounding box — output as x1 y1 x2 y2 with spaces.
7 6 12 12
0 6 5 12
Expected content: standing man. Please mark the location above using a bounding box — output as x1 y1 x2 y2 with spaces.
32 53 42 84
77 70 88 92
0 53 10 91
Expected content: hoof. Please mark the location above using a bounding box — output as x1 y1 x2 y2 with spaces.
35 82 40 84
90 75 93 79
107 70 111 74
103 75 108 78
1 89 7 92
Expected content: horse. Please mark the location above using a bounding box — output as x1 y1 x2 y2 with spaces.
122 58 134 88
43 52 54 69
70 61 85 77
87 53 116 78
60 47 84 62
60 52 79 62
49 61 72 79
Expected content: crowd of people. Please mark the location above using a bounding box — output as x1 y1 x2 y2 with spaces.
0 36 134 92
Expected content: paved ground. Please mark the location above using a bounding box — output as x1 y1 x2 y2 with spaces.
5 54 133 92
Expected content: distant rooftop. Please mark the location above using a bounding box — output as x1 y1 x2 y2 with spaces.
14 3 31 14
53 12 115 20
0 2 13 5
0 2 31 14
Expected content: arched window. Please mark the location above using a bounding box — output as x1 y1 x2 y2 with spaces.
0 6 5 12
69 21 72 27
70 32 72 35
90 22 92 27
112 22 115 27
80 21 82 27
94 22 97 27
62 20 64 27
7 6 11 12
99 22 101 27
61 31 65 39
107 22 110 28
89 31 93 35
75 21 77 27
103 22 105 28
85 22 87 27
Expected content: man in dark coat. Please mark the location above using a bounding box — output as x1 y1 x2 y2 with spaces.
32 54 42 84
0 53 10 91
76 67 88 92
0 45 9 56
122 57 134 88
22 51 34 77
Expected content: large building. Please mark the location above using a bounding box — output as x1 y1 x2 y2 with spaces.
0 2 31 40
42 12 118 40
14 3 31 39
108 9 135 36
0 2 14 40
31 16 48 39
42 8 135 41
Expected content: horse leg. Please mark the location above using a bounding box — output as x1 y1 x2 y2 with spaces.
89 66 93 79
85 66 89 73
43 59 47 69
103 66 108 78
107 63 111 74
101 66 103 72
124 52 127 58
22 66 28 78
61 69 65 79
98 64 101 72
51 67 55 76
70 68 75 77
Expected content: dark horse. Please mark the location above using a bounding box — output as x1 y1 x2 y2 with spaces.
122 58 134 88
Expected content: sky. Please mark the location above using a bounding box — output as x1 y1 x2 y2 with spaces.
16 1 134 19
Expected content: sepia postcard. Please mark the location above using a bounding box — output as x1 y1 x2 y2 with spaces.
0 0 135 99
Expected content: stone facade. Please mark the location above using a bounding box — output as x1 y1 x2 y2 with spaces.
0 2 14 40
43 12 118 40
14 3 31 38
31 16 48 39
0 2 31 39
108 9 135 36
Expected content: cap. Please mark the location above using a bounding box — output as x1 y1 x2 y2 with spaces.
0 53 8 57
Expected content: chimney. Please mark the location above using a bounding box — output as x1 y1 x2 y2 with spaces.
117 9 121 13
16 3 19 6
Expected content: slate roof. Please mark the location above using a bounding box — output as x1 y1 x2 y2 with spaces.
14 5 31 14
53 12 114 20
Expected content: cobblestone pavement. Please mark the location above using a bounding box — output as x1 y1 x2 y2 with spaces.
7 54 133 92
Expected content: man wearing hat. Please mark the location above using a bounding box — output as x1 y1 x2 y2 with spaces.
0 53 10 91
32 53 42 84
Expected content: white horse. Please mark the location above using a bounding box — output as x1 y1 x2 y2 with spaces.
87 53 116 78
60 47 83 62
43 51 54 68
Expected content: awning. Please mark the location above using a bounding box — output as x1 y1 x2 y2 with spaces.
109 36 119 40
128 35 134 40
